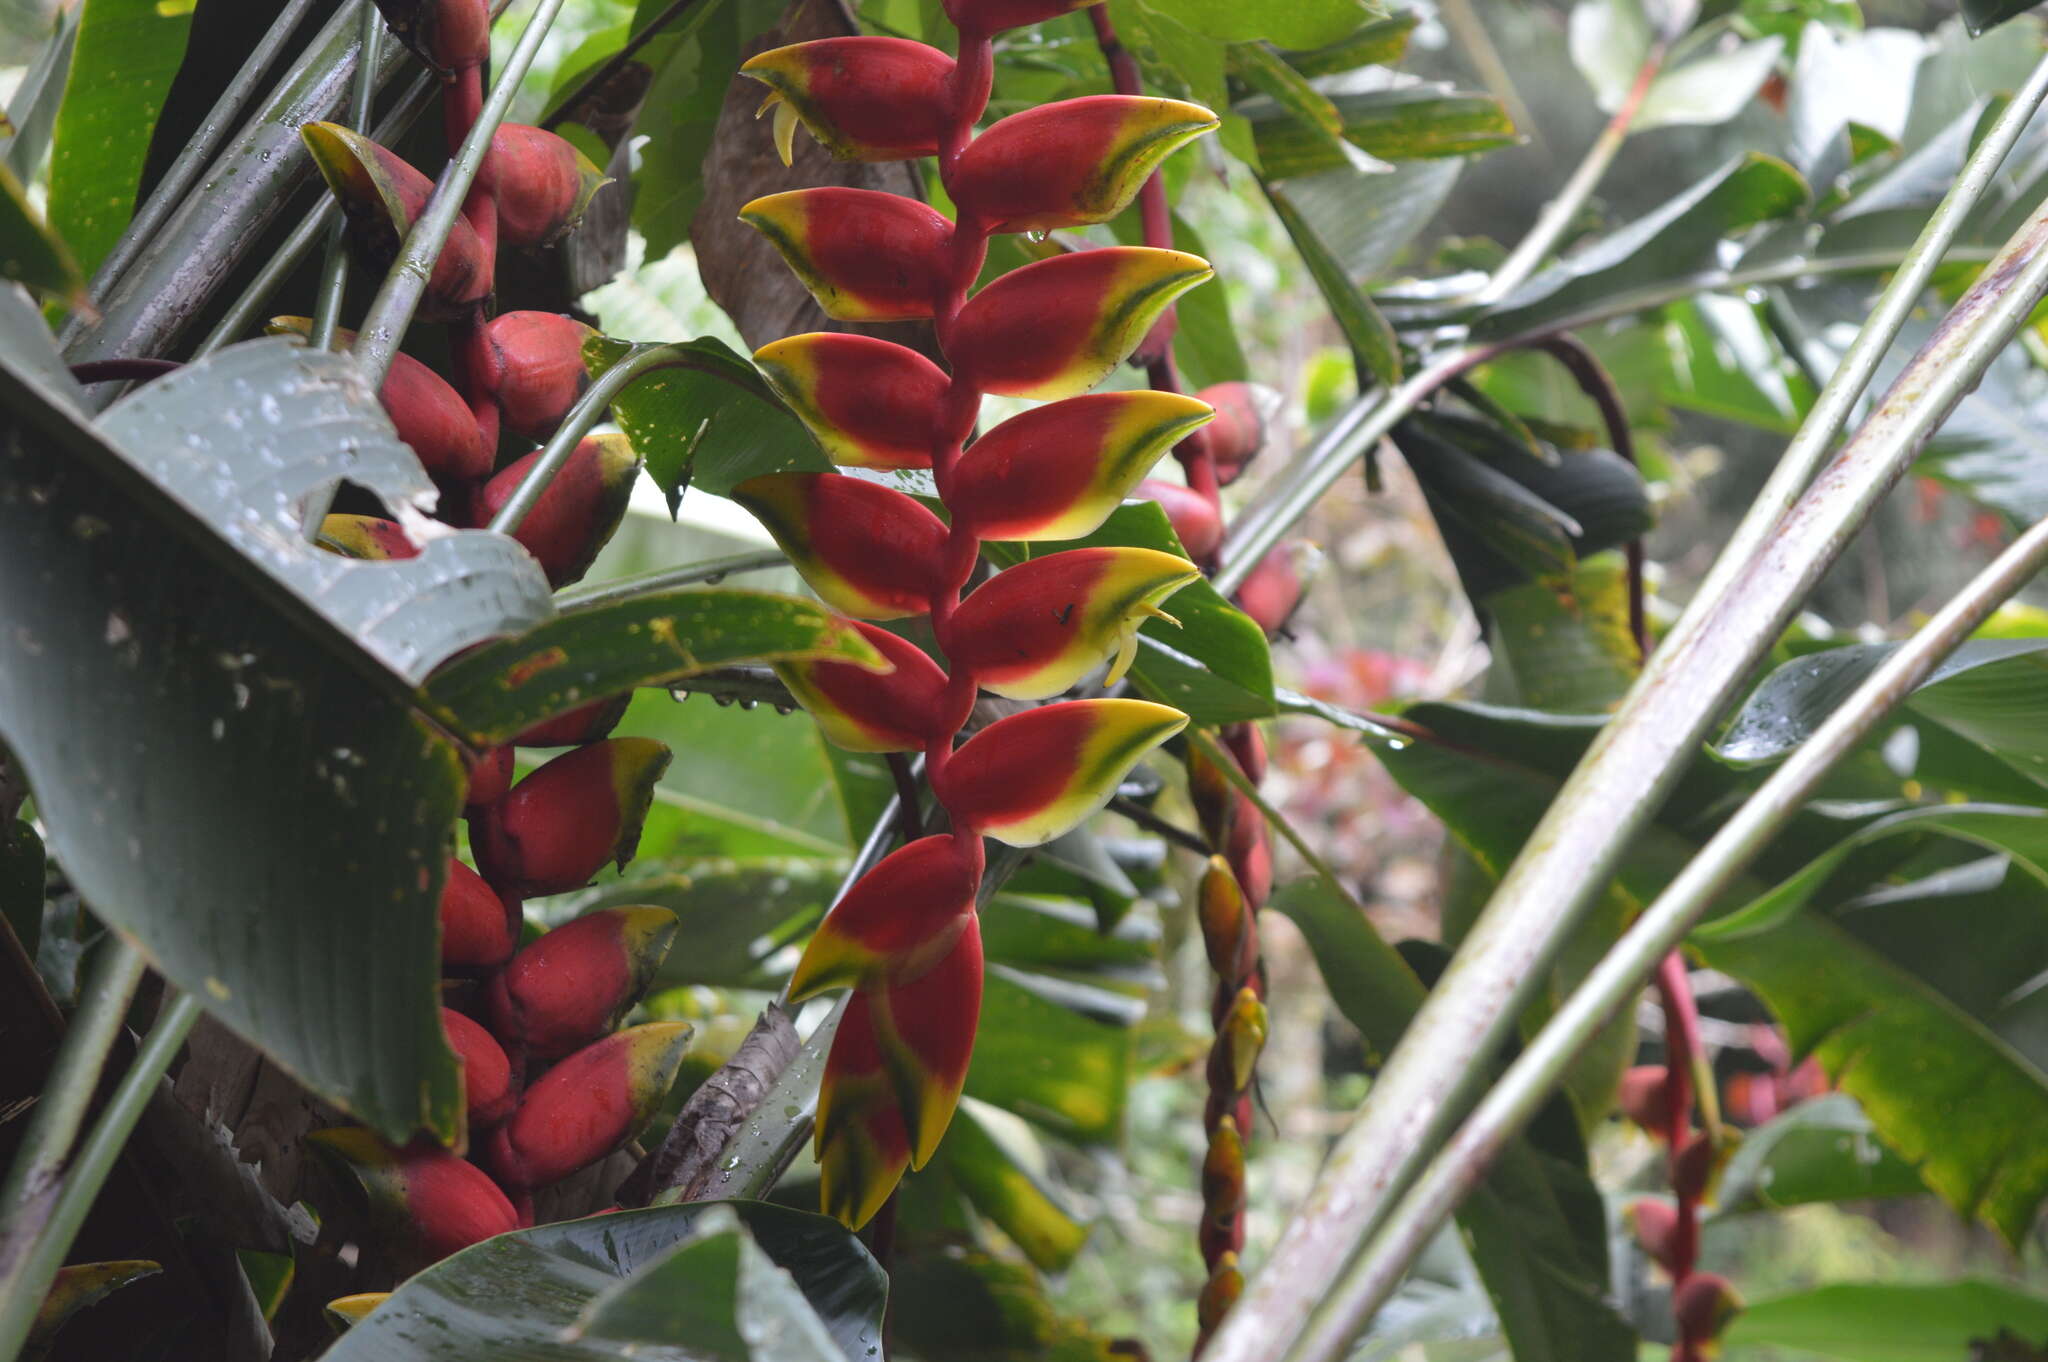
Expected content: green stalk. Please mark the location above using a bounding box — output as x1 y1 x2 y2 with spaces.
308 0 380 354
351 0 569 386
485 342 661 534
84 0 324 304
0 941 147 1231
1299 505 2048 1360
553 550 790 610
1205 146 2048 1362
0 956 201 1362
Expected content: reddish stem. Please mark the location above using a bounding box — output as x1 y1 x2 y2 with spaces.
1656 950 1706 1355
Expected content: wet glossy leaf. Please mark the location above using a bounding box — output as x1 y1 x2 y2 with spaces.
323 1201 885 1362
1724 1280 2048 1360
585 335 826 513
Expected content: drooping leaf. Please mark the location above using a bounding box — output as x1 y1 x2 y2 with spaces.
44 0 192 272
585 335 827 513
1248 87 1519 178
1723 1280 2048 1361
1278 157 1463 283
1473 155 1810 341
420 588 882 748
0 159 80 301
323 1201 885 1362
1713 1094 1925 1212
1230 41 1391 178
1267 183 1403 387
927 1100 1090 1273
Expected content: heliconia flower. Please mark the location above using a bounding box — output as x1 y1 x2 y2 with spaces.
324 1292 389 1331
1198 855 1249 980
485 905 679 1058
740 38 954 165
371 0 489 76
1197 1253 1243 1335
949 247 1212 400
441 1006 516 1128
740 188 952 322
731 473 948 620
491 124 609 247
1224 722 1267 786
1198 382 1272 486
939 698 1188 846
1235 540 1319 637
786 834 978 1002
947 391 1212 542
485 1022 693 1189
440 856 516 973
301 123 489 315
1229 812 1272 911
1673 1273 1742 1348
513 693 632 748
941 0 1102 34
1675 1132 1718 1203
272 319 489 480
318 514 420 561
470 434 640 588
1185 742 1236 850
1201 1115 1246 1225
812 991 913 1231
752 334 947 469
1139 478 1223 561
465 744 513 808
467 310 597 442
946 547 1199 699
1617 1064 1671 1134
951 96 1218 234
1625 1198 1680 1274
310 1129 520 1262
776 622 954 753
816 918 983 1226
1216 986 1268 1095
470 737 672 896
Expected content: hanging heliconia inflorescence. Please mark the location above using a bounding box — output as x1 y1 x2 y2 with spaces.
733 0 1221 1228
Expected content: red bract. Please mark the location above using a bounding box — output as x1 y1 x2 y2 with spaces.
471 435 639 587
939 699 1188 846
951 96 1217 233
486 1023 692 1189
302 123 490 316
465 744 514 808
272 318 489 479
486 905 678 1059
941 0 1101 34
753 334 947 469
490 124 608 247
441 1006 516 1128
741 38 954 163
439 856 515 973
732 472 948 620
1198 381 1269 485
470 737 671 896
776 622 955 753
741 188 953 321
787 834 978 1001
318 514 420 561
1139 477 1223 559
312 1130 518 1263
468 310 596 441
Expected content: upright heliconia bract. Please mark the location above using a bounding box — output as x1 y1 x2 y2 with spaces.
736 0 1220 1227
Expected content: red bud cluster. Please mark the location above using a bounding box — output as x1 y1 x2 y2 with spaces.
734 1 1218 1229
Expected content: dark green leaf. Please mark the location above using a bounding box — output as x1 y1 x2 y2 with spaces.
420 588 881 748
325 1201 885 1362
1249 87 1518 178
890 1249 1124 1362
0 159 80 300
966 971 1131 1145
1267 183 1403 386
1713 1094 1925 1212
1281 13 1418 77
1473 155 1810 341
1723 1280 2048 1360
564 858 844 989
1398 420 1580 580
1695 910 2048 1246
1270 877 1425 1067
929 1102 1089 1272
1962 0 2045 36
1 817 43 961
1231 42 1391 177
44 0 192 272
1278 157 1461 283
0 318 463 1145
584 335 827 513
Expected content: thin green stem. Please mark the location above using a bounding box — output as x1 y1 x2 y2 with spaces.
84 0 324 303
553 549 790 610
1218 157 2048 1362
0 941 147 1231
0 970 201 1362
352 0 569 386
486 342 663 535
1305 506 2048 1354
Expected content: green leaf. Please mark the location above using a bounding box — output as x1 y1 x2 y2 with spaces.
928 1101 1089 1272
1713 1094 1925 1212
1473 154 1810 341
324 1201 885 1362
1695 910 2048 1246
44 0 192 272
1482 560 1641 712
1723 1280 2048 1361
420 588 881 748
1962 0 2045 36
990 500 1275 725
1281 12 1418 77
1230 42 1392 178
1 817 44 961
562 858 843 989
1277 880 1633 1361
1248 88 1519 178
1267 183 1403 387
1635 37 1786 131
1144 0 1377 48
1106 208 1247 386
0 315 464 1145
1277 158 1463 282
1568 0 1655 110
584 335 828 513
965 971 1131 1145
0 159 80 300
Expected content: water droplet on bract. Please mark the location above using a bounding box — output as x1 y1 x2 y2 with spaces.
1025 229 1048 243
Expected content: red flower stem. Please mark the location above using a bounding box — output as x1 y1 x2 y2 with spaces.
440 61 502 485
1656 950 1704 1355
1089 6 1219 514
